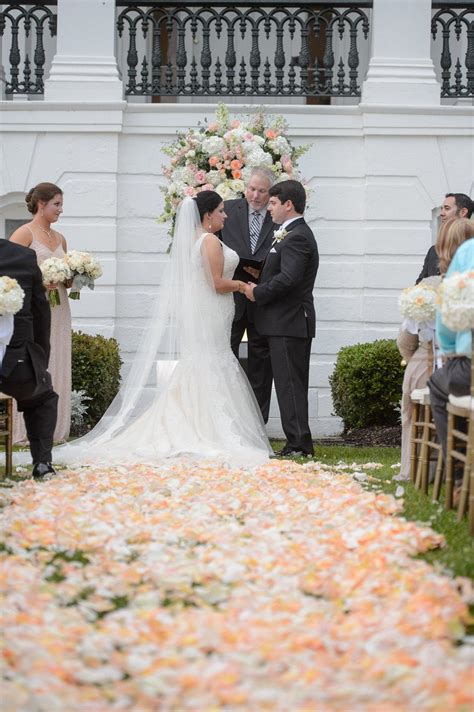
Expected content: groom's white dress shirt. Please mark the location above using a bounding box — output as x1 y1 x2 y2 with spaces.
0 314 14 367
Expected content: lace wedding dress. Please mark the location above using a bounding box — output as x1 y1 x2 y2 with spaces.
54 228 272 469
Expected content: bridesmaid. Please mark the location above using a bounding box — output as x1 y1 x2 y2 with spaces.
10 182 71 443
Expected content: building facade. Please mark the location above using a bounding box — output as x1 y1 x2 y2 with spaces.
0 0 473 437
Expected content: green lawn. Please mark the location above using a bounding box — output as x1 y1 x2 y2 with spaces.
2 441 473 580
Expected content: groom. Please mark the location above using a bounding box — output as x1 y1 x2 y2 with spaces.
242 179 319 457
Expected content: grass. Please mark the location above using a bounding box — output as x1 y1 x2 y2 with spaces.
1 441 473 580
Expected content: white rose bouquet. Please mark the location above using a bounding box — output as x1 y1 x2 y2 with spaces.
40 257 72 307
0 276 25 316
399 281 438 323
64 251 103 300
438 270 474 332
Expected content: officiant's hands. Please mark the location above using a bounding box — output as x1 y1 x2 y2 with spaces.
242 282 256 302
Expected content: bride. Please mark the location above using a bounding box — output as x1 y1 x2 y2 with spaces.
54 191 272 467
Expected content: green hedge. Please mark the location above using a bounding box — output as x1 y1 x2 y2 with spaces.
71 331 122 429
329 339 404 430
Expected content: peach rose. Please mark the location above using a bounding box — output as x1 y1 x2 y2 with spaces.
265 129 278 139
230 159 243 171
232 170 242 179
209 156 219 167
230 119 241 128
207 122 219 132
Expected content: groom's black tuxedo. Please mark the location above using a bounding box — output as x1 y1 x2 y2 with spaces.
253 217 319 454
0 239 58 464
221 197 277 421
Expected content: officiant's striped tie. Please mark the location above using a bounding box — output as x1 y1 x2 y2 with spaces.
249 211 262 253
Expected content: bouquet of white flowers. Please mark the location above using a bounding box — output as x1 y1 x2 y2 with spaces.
64 251 103 300
40 257 72 307
399 281 439 323
160 103 308 234
0 276 25 316
438 270 474 332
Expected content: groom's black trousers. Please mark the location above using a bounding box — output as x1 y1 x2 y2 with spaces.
257 333 313 454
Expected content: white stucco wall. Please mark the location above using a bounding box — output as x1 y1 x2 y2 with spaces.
1 101 472 437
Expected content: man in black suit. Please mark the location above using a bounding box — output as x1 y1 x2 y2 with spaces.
243 180 319 457
416 192 473 283
0 239 58 479
221 166 277 421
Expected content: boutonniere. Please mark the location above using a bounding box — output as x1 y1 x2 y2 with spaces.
273 227 288 243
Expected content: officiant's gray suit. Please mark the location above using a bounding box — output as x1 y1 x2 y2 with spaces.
221 197 276 422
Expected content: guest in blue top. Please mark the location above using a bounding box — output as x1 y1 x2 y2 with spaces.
428 232 474 465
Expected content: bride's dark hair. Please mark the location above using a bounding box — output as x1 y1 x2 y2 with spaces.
193 190 222 221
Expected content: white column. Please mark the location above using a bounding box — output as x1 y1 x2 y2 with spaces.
45 0 122 102
362 0 440 105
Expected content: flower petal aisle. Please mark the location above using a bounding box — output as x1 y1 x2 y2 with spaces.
1 460 473 711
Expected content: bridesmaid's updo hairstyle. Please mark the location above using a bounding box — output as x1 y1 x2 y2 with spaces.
193 190 222 221
25 182 63 214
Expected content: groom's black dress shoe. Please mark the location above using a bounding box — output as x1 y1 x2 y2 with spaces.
278 445 313 458
32 462 56 480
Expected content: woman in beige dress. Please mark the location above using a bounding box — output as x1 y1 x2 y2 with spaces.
9 182 71 443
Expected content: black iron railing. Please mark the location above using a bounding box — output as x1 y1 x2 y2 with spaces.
0 2 57 95
431 3 474 97
0 2 472 99
116 1 372 97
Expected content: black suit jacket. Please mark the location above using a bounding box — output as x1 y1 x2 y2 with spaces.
221 198 277 321
253 217 319 338
416 245 439 284
0 240 51 376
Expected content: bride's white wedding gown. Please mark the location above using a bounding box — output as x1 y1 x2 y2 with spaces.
55 235 272 468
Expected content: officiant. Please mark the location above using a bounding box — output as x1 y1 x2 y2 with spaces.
221 166 277 422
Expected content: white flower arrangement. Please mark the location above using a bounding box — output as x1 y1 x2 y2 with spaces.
160 103 309 234
399 282 438 323
0 276 25 316
40 256 72 307
273 227 288 243
64 251 103 300
439 270 474 332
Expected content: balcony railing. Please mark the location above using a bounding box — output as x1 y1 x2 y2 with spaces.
0 1 57 95
432 2 474 98
0 2 472 100
116 1 372 98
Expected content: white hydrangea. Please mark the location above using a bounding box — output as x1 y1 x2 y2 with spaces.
439 270 474 332
268 136 291 155
245 148 273 167
0 276 25 316
201 135 226 155
205 170 222 187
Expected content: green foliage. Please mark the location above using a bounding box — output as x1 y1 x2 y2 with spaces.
71 330 122 429
329 339 404 430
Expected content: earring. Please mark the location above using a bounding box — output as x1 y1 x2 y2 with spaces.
40 208 44 217
208 223 212 230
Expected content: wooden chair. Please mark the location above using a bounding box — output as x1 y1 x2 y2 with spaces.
410 387 428 485
0 393 13 477
412 389 444 495
445 346 474 534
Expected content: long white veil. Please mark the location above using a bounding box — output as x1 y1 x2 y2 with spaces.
54 196 271 466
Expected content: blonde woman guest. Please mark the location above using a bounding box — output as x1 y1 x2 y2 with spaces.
394 217 474 481
9 182 71 443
